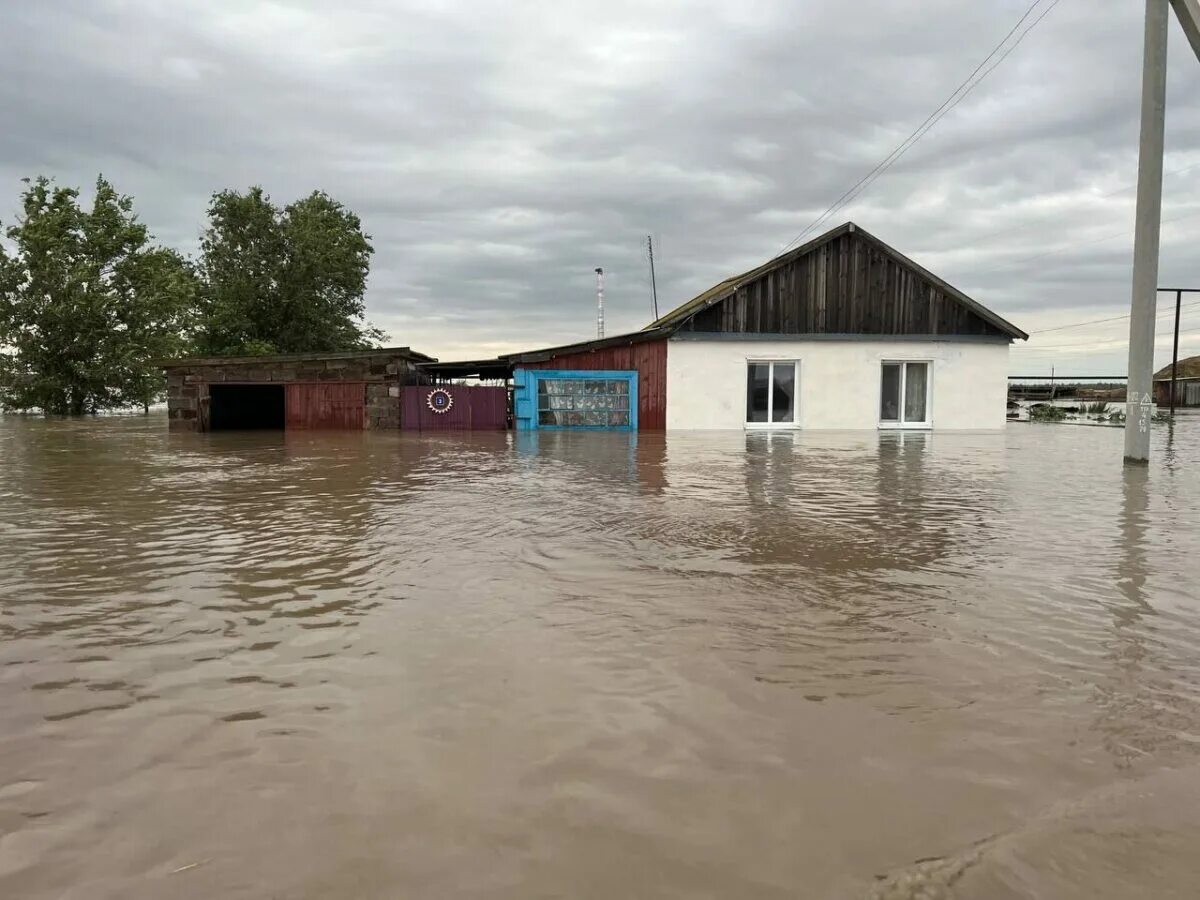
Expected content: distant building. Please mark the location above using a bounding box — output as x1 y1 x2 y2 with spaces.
1153 355 1200 408
505 222 1027 431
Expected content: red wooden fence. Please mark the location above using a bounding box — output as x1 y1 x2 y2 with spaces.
401 386 508 430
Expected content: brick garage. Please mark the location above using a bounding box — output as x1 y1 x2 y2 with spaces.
159 348 434 432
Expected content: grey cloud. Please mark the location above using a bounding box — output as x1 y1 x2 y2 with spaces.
2 0 1199 373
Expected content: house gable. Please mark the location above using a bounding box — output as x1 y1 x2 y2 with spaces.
651 223 1027 341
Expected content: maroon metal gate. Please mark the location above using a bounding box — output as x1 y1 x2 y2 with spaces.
285 383 366 430
401 385 508 431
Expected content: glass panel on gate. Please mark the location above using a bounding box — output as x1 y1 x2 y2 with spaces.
534 376 633 428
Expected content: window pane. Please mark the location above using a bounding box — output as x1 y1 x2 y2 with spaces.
535 377 632 427
904 363 928 423
747 363 770 422
771 364 795 423
880 364 901 421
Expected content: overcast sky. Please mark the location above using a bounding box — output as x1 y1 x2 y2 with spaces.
2 0 1199 375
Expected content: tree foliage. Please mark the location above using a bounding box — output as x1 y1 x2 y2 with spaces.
0 177 382 415
195 187 381 356
0 176 197 414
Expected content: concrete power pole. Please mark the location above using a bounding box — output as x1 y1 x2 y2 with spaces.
1125 0 1200 464
1124 0 1170 464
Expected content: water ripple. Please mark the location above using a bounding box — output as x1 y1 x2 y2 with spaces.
1 415 1199 898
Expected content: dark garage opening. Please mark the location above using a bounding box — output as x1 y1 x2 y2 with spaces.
210 384 285 430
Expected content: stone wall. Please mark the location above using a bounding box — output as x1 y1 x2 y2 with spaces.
366 383 401 430
165 352 422 431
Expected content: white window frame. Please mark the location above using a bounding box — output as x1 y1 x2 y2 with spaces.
745 359 800 430
879 360 933 430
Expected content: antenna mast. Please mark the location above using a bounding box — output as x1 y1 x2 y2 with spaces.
595 267 605 339
647 236 659 320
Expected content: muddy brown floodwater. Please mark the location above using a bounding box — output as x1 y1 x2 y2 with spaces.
2 415 1200 899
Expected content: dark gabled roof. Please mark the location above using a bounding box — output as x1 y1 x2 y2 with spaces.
154 346 436 368
1153 355 1200 381
645 222 1028 341
501 326 675 364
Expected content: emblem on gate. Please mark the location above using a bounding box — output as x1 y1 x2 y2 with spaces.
426 388 454 414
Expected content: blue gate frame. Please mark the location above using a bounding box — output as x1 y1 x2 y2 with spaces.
513 368 638 431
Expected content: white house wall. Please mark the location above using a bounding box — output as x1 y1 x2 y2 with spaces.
665 339 1010 430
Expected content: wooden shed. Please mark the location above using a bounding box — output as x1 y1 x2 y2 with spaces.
159 348 434 432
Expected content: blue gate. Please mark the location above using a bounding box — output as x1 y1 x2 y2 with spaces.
513 369 638 430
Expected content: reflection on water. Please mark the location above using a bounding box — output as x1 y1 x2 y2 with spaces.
2 414 1200 899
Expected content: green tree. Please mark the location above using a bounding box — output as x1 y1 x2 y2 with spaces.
195 187 382 355
0 176 197 415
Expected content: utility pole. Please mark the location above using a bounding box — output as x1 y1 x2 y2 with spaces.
1160 287 1199 415
1124 0 1170 464
1124 0 1200 463
647 235 659 321
1170 288 1182 415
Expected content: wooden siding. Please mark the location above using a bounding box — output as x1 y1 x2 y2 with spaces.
522 340 667 430
679 231 1009 338
400 385 508 430
285 383 366 430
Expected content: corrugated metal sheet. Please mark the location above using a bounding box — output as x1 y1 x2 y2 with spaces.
401 385 508 430
522 340 667 430
285 383 366 429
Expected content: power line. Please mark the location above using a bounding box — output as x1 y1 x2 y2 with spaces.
1015 325 1200 355
1029 297 1200 334
780 0 1064 253
780 0 1048 251
1017 326 1200 355
1022 317 1200 351
1015 302 1200 353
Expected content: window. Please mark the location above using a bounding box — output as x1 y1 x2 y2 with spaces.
880 361 931 427
746 361 798 427
536 377 631 428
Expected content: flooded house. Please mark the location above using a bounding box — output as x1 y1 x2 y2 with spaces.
158 223 1026 433
504 222 1027 431
1153 355 1200 408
